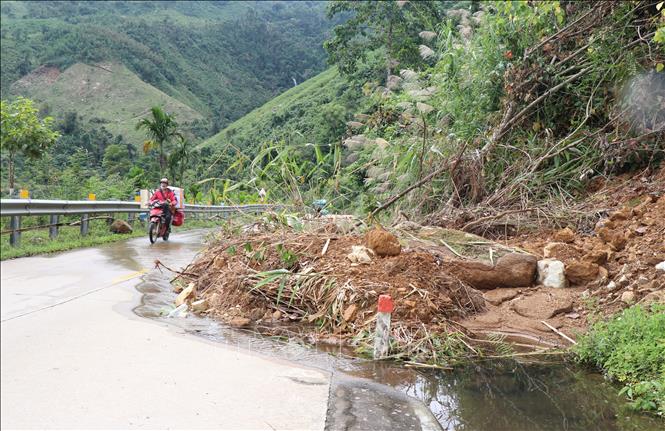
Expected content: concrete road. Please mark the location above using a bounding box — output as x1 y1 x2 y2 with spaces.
1 231 330 430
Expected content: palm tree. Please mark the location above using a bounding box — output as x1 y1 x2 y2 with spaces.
136 106 180 173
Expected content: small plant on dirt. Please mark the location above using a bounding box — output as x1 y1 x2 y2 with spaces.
575 304 665 416
275 243 298 269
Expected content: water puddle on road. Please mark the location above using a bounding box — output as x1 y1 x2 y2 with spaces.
126 231 661 431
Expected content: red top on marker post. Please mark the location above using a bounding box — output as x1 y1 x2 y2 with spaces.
377 294 394 313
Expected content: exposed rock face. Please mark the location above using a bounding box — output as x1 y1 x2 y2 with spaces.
110 219 132 234
537 259 568 288
447 253 537 290
364 228 401 257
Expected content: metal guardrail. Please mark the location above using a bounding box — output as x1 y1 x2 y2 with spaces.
0 199 274 246
0 199 272 216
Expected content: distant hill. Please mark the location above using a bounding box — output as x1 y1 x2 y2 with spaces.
0 1 333 133
10 62 204 144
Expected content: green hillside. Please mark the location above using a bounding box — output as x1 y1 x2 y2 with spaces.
201 68 360 154
10 62 204 144
0 1 332 131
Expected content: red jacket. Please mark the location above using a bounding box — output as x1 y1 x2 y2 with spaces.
150 188 176 204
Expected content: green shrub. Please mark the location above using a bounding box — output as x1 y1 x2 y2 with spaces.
575 304 665 416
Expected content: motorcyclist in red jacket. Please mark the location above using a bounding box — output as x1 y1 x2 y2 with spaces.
150 178 176 230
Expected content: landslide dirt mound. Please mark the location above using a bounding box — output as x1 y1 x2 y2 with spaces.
460 168 665 346
180 225 485 345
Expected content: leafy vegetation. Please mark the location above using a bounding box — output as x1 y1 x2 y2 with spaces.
0 97 59 195
575 304 665 416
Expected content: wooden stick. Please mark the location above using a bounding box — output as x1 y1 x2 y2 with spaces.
321 238 331 256
440 240 464 258
541 321 577 345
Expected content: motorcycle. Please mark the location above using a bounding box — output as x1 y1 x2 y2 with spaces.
148 200 172 244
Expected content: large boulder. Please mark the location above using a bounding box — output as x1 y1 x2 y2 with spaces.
110 219 133 234
565 260 600 285
537 259 567 288
447 253 537 290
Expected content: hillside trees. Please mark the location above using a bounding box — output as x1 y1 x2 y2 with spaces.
324 1 450 83
0 97 59 195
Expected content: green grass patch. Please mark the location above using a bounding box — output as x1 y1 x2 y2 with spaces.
0 218 221 260
575 304 665 417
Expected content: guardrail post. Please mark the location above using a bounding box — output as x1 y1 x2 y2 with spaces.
9 216 21 247
49 215 59 239
80 214 89 236
127 212 135 224
107 213 114 225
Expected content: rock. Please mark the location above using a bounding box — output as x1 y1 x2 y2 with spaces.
620 291 636 304
582 246 611 265
483 289 520 306
597 227 627 251
511 291 573 319
109 219 132 234
191 299 208 313
543 242 581 261
347 245 374 264
272 310 282 320
342 304 358 322
175 283 195 307
229 317 252 328
364 228 401 256
605 281 618 292
639 290 665 306
447 253 537 290
656 261 665 272
173 283 184 294
554 227 576 243
565 260 600 285
537 259 568 288
609 206 631 221
565 312 581 319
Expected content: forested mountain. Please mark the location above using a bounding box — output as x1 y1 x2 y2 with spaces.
1 1 333 134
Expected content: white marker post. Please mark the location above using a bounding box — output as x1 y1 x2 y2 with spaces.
373 294 394 360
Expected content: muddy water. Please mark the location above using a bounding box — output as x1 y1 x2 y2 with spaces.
121 230 660 431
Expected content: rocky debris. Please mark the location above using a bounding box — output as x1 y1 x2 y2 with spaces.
543 242 582 261
656 261 665 272
364 228 401 256
347 245 374 264
191 299 208 313
229 317 252 328
554 227 576 243
639 290 665 306
511 291 574 319
109 219 132 234
447 253 537 290
565 260 600 285
596 226 627 251
620 291 636 304
483 288 520 306
537 259 568 288
167 303 188 318
582 245 611 265
175 283 195 307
